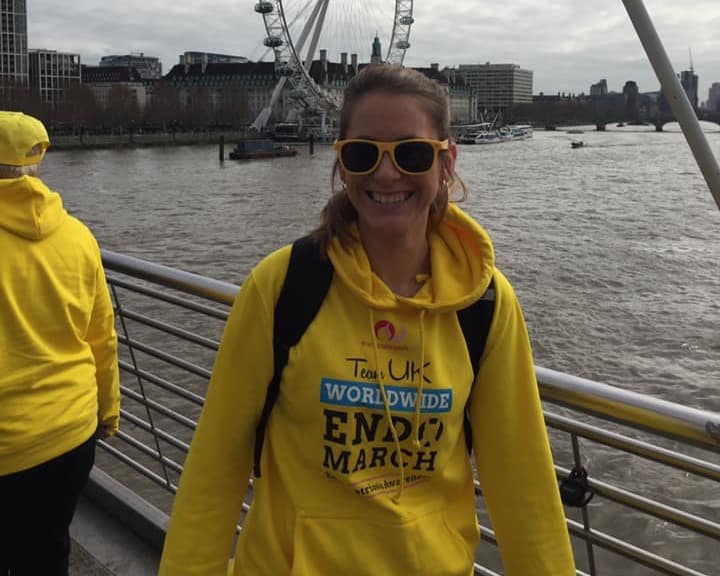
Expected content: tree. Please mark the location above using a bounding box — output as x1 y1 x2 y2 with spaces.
145 83 182 131
105 85 141 132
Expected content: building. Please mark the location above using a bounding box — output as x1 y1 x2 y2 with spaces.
590 79 608 96
99 53 162 80
82 65 147 110
370 35 382 64
28 49 81 106
415 64 477 125
679 68 698 109
708 83 720 112
179 52 249 65
457 63 532 114
0 0 29 91
164 60 283 125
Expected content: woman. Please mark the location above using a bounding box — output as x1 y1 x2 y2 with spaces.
159 64 575 575
0 111 120 575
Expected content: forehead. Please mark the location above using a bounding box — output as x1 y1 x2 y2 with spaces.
345 91 438 140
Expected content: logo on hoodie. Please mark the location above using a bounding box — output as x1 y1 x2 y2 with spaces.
374 320 406 344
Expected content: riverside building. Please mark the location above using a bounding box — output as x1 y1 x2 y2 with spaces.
0 0 29 91
99 53 162 80
457 63 533 116
28 49 81 107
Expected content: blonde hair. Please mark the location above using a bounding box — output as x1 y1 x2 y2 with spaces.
0 163 39 179
311 64 467 251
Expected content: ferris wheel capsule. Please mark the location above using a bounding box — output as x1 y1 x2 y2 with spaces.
254 1 273 14
263 36 283 48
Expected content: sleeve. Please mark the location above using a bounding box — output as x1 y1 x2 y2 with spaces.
158 269 277 576
469 270 575 575
87 256 120 435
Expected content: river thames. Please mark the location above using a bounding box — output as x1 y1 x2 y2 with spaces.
40 126 720 574
42 126 720 411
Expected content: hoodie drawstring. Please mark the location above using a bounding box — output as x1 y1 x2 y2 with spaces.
369 308 406 503
369 307 428 503
412 309 427 450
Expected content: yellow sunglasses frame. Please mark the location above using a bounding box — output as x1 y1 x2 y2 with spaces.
333 138 450 176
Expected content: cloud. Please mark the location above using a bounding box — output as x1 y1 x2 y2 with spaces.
25 0 720 99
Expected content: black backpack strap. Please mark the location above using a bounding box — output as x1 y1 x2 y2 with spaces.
456 277 496 454
253 235 334 477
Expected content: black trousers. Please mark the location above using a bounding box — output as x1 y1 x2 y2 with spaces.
0 434 96 576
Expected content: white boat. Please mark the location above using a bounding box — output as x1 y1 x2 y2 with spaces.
457 122 533 145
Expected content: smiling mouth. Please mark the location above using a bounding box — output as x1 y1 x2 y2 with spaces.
367 191 414 204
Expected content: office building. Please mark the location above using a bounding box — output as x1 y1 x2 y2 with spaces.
679 69 698 109
82 65 147 110
100 53 162 80
28 49 81 106
590 79 608 96
457 63 533 112
179 52 249 65
0 0 29 91
708 83 720 112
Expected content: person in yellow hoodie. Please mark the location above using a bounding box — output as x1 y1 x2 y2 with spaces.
160 65 575 575
0 111 120 576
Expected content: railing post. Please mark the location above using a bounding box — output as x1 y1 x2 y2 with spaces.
571 434 597 575
111 284 172 489
622 0 720 211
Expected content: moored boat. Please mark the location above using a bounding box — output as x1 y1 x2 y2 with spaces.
457 122 533 145
228 139 298 160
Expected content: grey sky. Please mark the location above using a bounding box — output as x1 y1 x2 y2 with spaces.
27 0 720 101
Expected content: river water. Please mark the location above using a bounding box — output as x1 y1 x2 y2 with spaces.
42 127 720 410
41 126 720 574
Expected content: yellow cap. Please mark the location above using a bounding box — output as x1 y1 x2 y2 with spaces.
0 111 51 166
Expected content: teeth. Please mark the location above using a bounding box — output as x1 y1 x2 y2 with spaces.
368 191 412 204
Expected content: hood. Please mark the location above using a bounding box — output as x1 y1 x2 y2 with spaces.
327 203 495 312
0 176 66 240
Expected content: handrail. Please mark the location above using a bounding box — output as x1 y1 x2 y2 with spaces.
104 250 237 304
102 248 720 452
622 0 720 211
538 366 720 452
101 249 720 575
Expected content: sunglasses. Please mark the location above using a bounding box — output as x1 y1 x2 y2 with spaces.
334 138 449 176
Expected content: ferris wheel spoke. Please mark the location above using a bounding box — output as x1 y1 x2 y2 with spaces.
254 0 414 133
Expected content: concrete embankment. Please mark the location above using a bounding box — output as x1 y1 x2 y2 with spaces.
49 131 248 151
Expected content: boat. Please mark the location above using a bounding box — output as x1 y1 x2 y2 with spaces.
457 122 533 145
228 139 297 160
272 122 302 142
571 140 584 149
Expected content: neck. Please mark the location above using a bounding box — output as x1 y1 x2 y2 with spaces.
359 227 430 297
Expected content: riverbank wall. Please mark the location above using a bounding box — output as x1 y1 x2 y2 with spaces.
48 131 248 151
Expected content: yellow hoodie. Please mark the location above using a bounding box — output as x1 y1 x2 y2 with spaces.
160 203 574 575
0 175 120 475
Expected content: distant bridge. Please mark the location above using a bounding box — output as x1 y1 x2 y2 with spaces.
520 102 720 132
593 108 720 132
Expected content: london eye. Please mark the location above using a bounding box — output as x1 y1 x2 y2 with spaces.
252 0 414 133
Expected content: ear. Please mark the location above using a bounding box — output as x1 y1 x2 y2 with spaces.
441 141 457 181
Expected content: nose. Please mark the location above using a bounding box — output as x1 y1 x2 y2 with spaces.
374 150 401 178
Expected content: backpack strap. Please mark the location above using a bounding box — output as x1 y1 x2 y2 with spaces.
253 235 334 477
456 277 496 453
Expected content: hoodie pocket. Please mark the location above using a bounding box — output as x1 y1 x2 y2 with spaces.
289 508 473 576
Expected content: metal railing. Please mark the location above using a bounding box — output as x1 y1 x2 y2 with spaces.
100 249 720 576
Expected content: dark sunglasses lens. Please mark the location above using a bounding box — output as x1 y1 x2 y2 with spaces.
394 141 435 173
341 141 379 173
